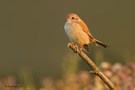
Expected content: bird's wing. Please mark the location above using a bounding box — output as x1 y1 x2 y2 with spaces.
76 21 94 39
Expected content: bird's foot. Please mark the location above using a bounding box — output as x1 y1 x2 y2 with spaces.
74 44 82 53
68 43 82 53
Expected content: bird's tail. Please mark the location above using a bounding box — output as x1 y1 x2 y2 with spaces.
93 39 110 48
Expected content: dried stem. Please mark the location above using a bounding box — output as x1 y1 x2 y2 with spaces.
68 43 115 90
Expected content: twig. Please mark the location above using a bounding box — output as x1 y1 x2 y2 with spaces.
68 43 115 90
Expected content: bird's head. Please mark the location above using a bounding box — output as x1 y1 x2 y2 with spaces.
66 13 81 23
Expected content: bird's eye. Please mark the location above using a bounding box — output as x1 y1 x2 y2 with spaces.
71 17 74 19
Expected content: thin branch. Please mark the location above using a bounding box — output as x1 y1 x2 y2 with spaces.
68 43 115 90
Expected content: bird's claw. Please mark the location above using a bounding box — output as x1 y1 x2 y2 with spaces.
73 44 82 54
68 43 82 53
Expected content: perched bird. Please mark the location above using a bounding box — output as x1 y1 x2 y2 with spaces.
64 13 109 52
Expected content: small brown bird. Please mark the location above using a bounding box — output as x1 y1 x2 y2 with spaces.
64 13 109 52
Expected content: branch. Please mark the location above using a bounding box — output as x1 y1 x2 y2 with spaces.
68 43 115 90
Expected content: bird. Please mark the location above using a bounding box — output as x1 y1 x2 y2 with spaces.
64 13 109 52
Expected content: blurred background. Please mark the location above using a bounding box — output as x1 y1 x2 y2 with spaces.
0 0 135 90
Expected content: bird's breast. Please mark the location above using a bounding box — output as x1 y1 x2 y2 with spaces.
64 21 90 46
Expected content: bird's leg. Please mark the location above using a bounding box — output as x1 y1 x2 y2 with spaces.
74 44 83 53
77 47 83 54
